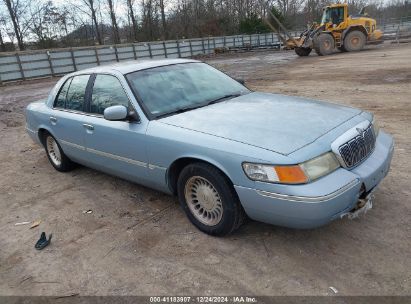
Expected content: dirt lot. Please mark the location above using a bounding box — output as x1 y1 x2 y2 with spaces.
0 44 410 296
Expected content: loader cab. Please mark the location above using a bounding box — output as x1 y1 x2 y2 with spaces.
321 4 348 27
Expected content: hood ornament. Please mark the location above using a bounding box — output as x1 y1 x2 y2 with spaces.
356 127 364 135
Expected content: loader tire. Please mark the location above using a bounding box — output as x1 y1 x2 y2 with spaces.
314 34 335 56
343 30 366 52
295 47 312 57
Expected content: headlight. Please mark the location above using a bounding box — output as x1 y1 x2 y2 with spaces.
372 118 380 136
300 152 340 181
242 152 340 184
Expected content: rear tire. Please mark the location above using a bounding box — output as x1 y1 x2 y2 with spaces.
43 133 74 172
314 34 335 56
343 30 366 52
294 47 312 57
177 162 245 236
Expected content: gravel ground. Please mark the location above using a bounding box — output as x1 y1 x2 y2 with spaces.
0 43 410 296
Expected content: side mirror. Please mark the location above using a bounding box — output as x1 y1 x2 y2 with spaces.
104 105 128 121
235 78 245 85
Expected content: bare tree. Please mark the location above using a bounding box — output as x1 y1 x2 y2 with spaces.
107 0 120 43
2 0 25 50
0 11 7 51
81 0 103 44
126 0 139 41
140 0 156 41
0 29 5 51
0 0 408 50
159 0 167 39
29 1 70 48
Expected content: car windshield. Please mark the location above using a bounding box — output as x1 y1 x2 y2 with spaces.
126 62 250 118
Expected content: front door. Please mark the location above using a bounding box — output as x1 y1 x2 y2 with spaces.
82 73 149 184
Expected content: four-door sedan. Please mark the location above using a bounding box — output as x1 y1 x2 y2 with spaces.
25 59 394 236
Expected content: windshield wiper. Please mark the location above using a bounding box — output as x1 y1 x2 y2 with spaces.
156 105 201 119
206 93 242 106
156 93 244 119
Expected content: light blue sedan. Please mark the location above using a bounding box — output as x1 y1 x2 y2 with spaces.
25 59 394 236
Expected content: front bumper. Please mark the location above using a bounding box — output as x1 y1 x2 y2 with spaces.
235 131 394 229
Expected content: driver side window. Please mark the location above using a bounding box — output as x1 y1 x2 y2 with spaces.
90 74 130 115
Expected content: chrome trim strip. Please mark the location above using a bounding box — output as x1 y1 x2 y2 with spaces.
148 164 167 170
60 139 86 151
255 179 360 203
86 147 147 167
59 139 166 170
25 126 37 134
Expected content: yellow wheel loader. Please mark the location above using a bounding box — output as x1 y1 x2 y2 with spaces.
291 4 383 56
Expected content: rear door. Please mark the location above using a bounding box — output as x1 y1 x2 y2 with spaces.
50 74 91 162
82 73 150 184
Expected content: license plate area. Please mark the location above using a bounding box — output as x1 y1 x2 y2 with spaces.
341 191 374 220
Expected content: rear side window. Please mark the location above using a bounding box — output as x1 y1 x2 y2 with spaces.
65 75 90 111
55 78 72 108
90 74 130 115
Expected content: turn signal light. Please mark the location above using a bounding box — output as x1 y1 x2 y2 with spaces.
274 165 308 184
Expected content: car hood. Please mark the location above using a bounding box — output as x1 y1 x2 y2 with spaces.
159 92 362 155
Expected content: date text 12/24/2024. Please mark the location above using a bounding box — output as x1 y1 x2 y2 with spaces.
150 297 257 303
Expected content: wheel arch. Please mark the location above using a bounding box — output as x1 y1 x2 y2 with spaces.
316 30 334 39
342 25 368 41
167 156 234 195
37 126 56 147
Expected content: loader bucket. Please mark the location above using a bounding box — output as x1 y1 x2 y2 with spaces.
367 29 384 45
285 37 304 49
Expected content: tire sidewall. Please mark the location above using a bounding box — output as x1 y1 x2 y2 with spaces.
344 31 366 52
44 134 71 172
295 47 312 56
177 164 239 236
318 34 335 55
313 33 335 56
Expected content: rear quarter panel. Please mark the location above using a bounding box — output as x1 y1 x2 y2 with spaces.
25 100 54 145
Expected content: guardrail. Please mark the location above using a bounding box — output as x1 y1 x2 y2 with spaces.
0 32 287 84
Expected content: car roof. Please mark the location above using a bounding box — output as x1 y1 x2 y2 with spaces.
72 58 200 75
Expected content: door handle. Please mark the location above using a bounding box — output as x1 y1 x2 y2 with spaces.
82 124 94 131
50 116 57 124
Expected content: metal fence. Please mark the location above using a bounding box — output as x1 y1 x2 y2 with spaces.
1 17 409 84
0 32 286 84
379 15 411 28
381 20 411 39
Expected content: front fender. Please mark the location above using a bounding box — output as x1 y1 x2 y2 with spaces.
342 25 368 40
168 154 234 184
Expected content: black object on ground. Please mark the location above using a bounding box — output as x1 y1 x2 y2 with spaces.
35 232 52 250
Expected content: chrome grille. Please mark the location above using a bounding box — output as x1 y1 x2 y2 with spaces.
338 124 376 168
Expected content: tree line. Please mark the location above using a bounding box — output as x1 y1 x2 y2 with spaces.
0 0 410 52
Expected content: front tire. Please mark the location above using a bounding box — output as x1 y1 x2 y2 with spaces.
314 33 335 56
44 133 74 172
343 30 366 52
295 47 312 57
177 163 245 236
